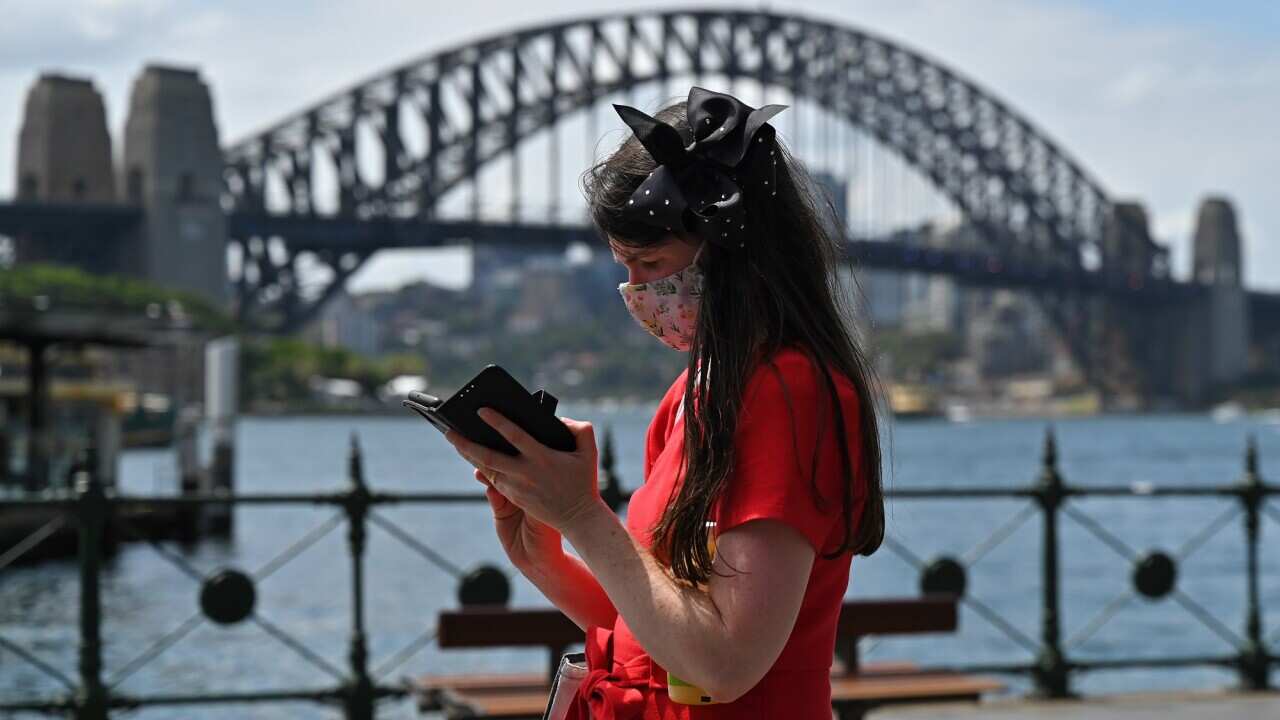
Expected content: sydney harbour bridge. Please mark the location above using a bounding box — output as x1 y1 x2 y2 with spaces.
0 9 1275 405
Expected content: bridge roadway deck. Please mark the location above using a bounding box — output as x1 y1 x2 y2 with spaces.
869 689 1280 719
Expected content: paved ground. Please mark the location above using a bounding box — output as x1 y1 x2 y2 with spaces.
869 690 1280 719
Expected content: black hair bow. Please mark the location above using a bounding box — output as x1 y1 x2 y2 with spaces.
613 86 786 245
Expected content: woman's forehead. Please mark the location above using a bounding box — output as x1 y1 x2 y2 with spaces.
607 234 690 258
607 238 657 259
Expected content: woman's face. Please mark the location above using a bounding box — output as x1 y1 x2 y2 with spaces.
609 234 701 285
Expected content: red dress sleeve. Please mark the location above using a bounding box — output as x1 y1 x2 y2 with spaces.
713 350 864 554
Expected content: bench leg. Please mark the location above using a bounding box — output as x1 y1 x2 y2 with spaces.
437 688 482 719
834 702 868 720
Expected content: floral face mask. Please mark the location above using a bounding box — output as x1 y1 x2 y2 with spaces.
617 254 704 352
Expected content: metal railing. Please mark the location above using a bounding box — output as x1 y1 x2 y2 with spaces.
0 427 1275 717
876 429 1277 696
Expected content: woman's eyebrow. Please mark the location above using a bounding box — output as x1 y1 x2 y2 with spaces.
610 246 656 262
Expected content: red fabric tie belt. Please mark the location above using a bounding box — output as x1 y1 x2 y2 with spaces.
565 626 649 720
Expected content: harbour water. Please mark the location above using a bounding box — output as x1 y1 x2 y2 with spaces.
2 409 1279 718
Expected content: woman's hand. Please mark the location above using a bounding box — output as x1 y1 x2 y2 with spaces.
444 409 603 534
472 469 564 573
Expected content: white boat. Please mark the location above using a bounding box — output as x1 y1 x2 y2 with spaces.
1210 402 1245 423
945 402 973 423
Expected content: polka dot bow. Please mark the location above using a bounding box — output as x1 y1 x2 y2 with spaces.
613 86 787 246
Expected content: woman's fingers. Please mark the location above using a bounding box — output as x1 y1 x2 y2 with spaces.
452 414 600 533
485 485 520 520
473 466 518 518
445 429 522 476
476 408 541 456
560 418 597 455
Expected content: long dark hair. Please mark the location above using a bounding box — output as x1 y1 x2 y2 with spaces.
582 98 885 584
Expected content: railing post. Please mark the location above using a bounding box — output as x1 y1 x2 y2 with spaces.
1032 426 1070 698
27 339 50 491
598 426 625 512
75 461 109 719
0 428 10 486
1238 435 1270 690
343 433 375 720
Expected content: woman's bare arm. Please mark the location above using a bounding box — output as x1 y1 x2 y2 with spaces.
561 508 814 701
448 413 813 700
523 551 619 632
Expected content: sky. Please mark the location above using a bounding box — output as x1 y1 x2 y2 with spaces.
0 0 1276 291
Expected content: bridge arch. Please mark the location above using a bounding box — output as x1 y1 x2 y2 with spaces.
223 9 1163 381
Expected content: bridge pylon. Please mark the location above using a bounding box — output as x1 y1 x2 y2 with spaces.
1093 202 1177 406
12 74 122 271
120 64 229 307
1093 197 1252 407
1179 197 1250 402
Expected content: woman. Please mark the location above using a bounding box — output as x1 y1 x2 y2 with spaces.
445 86 885 719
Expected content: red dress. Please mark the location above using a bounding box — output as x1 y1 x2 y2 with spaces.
569 348 868 719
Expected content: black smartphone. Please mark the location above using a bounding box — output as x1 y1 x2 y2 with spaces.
402 365 575 456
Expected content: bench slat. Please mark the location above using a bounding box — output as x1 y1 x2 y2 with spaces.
829 672 1005 702
438 608 581 649
836 596 957 637
432 687 547 718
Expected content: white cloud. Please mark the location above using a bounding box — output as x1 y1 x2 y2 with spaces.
0 0 1276 289
1103 65 1169 107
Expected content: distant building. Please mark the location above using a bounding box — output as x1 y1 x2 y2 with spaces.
899 223 964 334
506 265 580 334
813 171 904 332
314 291 380 356
381 281 459 351
901 272 962 334
897 221 1015 337
967 292 1049 380
471 244 563 296
569 246 627 305
811 171 850 233
848 267 906 330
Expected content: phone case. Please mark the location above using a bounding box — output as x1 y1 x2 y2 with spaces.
403 365 575 456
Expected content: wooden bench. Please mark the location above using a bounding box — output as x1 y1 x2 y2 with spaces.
414 597 1002 719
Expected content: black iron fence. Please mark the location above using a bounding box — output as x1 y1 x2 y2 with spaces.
0 428 1276 717
876 430 1277 695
